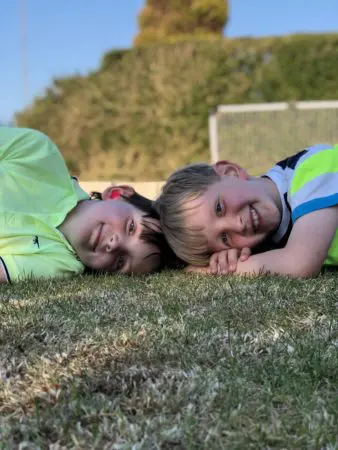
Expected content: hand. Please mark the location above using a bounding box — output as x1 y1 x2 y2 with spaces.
184 248 251 276
184 265 213 274
209 248 251 275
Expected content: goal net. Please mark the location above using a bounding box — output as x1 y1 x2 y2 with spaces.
208 101 338 175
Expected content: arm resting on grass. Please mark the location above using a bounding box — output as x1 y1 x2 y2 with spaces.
235 207 338 278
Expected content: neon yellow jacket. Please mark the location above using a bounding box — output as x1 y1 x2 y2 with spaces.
0 127 89 281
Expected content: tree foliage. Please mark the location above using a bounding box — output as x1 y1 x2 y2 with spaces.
134 0 228 46
15 34 338 181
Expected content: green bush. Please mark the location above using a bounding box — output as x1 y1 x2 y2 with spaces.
16 34 338 181
134 0 228 46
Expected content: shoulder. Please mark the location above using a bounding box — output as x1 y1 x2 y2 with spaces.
0 127 62 165
1 252 85 283
266 144 335 175
0 127 75 213
291 144 337 181
264 145 338 245
288 144 338 221
0 126 52 148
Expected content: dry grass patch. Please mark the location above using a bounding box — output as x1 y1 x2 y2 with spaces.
0 272 337 449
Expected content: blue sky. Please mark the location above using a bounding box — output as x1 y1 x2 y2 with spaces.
1 0 337 123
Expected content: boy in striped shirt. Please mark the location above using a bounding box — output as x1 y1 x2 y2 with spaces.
155 144 338 278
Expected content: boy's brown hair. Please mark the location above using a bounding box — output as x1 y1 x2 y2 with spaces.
154 163 221 266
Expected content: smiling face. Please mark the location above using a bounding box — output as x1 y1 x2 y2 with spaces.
184 175 282 255
62 198 162 274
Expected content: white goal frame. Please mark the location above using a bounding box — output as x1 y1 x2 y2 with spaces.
208 100 338 163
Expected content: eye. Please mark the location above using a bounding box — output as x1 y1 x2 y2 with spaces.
115 255 125 272
215 199 224 217
221 233 228 246
127 219 135 235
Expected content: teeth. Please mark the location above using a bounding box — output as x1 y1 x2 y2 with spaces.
250 207 259 232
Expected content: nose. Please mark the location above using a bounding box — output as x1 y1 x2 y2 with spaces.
227 214 245 234
106 233 119 253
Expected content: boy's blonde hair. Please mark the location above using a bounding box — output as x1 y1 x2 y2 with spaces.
154 163 220 266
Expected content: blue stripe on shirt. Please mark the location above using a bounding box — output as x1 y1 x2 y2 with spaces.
292 193 338 222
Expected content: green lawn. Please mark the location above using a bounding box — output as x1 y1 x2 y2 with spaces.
0 272 337 449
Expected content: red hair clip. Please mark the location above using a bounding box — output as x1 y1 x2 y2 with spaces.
110 190 121 200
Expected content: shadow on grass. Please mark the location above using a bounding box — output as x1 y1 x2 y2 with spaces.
1 271 338 447
3 322 338 449
2 326 194 448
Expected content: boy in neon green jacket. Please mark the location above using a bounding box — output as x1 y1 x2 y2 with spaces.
0 127 168 282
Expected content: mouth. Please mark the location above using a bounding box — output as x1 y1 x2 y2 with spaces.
250 206 259 232
92 223 103 251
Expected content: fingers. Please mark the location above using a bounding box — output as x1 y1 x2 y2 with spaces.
209 247 252 275
227 249 240 272
217 250 231 273
209 252 223 274
186 247 252 277
239 247 251 261
185 265 212 274
210 251 231 274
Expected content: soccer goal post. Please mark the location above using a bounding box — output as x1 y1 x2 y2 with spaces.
208 101 338 175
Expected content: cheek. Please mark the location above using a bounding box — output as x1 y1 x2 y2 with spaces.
86 252 114 271
231 235 264 249
137 257 160 274
105 212 127 230
224 198 247 217
210 242 225 253
105 202 131 220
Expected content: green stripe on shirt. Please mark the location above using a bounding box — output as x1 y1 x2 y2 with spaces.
290 145 338 195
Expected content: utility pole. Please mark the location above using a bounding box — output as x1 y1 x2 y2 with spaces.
20 0 29 105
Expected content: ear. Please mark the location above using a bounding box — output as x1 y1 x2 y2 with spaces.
102 184 135 200
212 160 249 180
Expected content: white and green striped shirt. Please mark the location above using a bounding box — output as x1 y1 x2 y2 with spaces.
265 144 338 266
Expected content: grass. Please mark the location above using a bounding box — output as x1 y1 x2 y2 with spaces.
0 271 337 449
